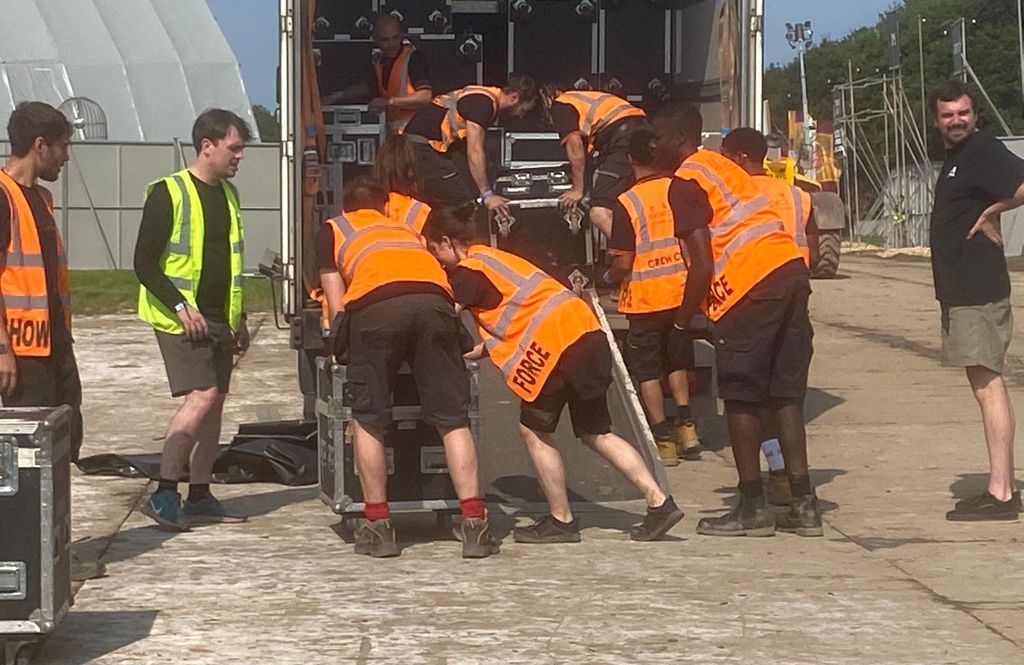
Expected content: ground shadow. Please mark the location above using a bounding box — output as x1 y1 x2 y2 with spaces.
949 473 1023 500
32 610 159 665
700 468 848 515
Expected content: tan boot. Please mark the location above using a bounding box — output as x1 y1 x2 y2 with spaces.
675 420 702 460
656 438 680 467
767 470 791 506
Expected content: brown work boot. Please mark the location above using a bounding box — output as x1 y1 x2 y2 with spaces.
453 517 500 558
675 420 702 460
766 470 791 506
656 438 680 467
354 519 400 558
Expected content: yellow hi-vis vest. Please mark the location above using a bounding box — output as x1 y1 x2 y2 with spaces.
137 169 245 333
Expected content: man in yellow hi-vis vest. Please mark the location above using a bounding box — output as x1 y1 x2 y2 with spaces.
134 109 251 531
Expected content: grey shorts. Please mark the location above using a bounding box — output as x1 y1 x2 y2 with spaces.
155 320 235 397
940 298 1013 373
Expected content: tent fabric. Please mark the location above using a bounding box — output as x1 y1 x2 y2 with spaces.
0 0 259 142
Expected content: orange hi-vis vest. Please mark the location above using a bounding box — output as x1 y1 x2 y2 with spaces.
425 85 502 153
326 208 451 307
676 150 802 321
554 91 646 147
753 174 811 268
616 177 688 314
376 43 418 134
460 245 600 402
387 192 431 235
0 170 70 357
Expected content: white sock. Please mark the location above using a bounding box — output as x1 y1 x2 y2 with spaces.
761 438 785 472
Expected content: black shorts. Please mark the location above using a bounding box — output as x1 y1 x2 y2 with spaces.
713 260 813 404
345 292 470 428
590 118 648 209
519 331 613 438
410 141 476 207
155 321 234 397
6 347 84 462
625 309 696 382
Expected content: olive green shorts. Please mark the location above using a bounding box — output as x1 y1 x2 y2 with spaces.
940 297 1013 374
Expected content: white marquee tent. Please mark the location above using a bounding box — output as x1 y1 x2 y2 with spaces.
0 0 259 142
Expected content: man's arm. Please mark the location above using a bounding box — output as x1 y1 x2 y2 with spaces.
316 224 346 320
465 121 511 217
969 181 1024 245
674 228 713 328
387 88 432 110
605 201 636 283
559 133 587 212
805 205 820 270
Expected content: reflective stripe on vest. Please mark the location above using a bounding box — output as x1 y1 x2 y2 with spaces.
0 170 70 357
677 151 802 320
387 193 430 235
376 44 418 133
556 91 646 142
463 246 599 401
426 86 502 153
791 186 809 250
753 174 811 267
617 181 688 314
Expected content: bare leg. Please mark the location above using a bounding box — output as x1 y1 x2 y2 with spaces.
667 370 690 409
437 425 481 501
639 379 667 425
518 424 573 522
159 386 223 482
188 393 226 484
581 432 667 508
590 205 614 238
352 420 389 504
967 366 1016 501
724 400 764 483
772 399 809 477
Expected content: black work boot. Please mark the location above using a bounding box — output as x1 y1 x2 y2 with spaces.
513 515 581 544
776 492 824 536
354 519 400 558
454 518 500 558
630 496 685 541
696 493 775 537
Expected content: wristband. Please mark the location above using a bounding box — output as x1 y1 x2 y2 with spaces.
174 302 187 312
480 189 494 200
672 322 688 332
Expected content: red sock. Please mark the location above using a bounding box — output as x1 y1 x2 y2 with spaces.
460 496 485 520
364 502 390 522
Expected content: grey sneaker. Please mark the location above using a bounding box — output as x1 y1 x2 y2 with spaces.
354 519 400 558
140 489 191 532
513 515 581 544
946 492 1021 522
776 492 824 536
696 493 775 537
630 496 685 541
454 518 500 558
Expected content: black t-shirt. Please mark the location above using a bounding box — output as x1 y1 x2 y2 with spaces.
930 132 1024 305
608 175 714 253
0 182 71 350
315 222 450 311
402 92 498 143
133 173 233 322
450 265 503 310
365 48 431 97
550 101 583 141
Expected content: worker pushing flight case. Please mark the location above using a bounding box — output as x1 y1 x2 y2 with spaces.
0 406 73 665
316 357 482 528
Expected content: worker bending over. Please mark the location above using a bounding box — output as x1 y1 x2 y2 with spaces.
373 135 431 235
318 177 496 559
654 105 822 538
539 86 647 237
605 128 712 466
423 205 685 544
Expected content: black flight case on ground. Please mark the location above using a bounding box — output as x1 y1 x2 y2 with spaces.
0 406 72 665
316 357 482 528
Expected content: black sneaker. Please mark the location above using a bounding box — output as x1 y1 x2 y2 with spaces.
453 518 500 558
696 493 775 537
354 519 400 557
513 515 581 544
630 496 685 541
776 492 824 537
946 492 1021 522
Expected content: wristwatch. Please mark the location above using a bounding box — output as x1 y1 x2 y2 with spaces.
174 302 187 312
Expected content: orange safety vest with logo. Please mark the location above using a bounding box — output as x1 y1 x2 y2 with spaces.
616 177 688 314
387 192 431 235
326 208 451 307
554 91 646 148
676 150 802 321
376 43 418 134
0 170 70 357
753 174 811 268
426 85 502 153
460 245 600 402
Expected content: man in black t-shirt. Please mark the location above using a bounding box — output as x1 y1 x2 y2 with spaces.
929 81 1024 522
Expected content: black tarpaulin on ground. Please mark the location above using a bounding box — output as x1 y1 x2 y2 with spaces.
76 420 318 486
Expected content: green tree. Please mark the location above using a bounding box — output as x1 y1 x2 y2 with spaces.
253 104 280 142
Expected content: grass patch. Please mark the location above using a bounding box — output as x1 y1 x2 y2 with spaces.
69 270 277 316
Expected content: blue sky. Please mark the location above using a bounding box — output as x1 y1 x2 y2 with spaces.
207 0 899 108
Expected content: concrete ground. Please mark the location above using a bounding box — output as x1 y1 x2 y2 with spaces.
24 255 1024 664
